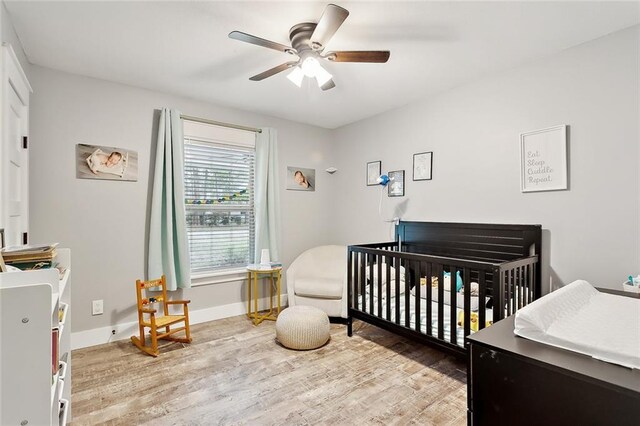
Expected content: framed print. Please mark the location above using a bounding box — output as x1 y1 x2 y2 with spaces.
286 166 315 191
520 125 567 192
76 143 138 181
367 161 381 186
388 170 405 197
413 152 433 181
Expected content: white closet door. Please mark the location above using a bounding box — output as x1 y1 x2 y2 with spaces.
1 45 31 247
5 85 28 246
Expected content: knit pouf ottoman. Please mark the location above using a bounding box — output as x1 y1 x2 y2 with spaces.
276 305 330 350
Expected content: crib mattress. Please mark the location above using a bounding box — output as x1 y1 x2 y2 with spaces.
515 280 640 369
357 294 493 348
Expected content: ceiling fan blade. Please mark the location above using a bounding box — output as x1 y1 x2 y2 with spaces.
310 4 349 48
326 51 390 63
229 31 295 54
320 79 336 91
249 62 298 81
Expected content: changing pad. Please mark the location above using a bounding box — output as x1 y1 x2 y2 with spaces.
514 280 640 369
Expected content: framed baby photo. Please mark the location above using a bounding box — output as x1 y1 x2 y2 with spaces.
388 170 405 197
286 166 315 191
76 143 138 181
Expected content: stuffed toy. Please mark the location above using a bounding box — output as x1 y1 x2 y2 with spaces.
458 310 493 332
419 272 462 290
443 271 463 291
420 276 439 287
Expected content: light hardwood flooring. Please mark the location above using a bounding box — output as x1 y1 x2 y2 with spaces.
71 316 467 425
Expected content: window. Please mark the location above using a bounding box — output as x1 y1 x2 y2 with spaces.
183 121 256 275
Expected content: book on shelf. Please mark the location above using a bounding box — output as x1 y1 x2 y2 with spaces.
1 243 58 255
1 243 58 270
4 259 54 271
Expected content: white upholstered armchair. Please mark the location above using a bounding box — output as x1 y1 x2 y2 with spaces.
286 245 348 319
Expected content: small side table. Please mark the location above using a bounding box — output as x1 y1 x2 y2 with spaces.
246 264 282 325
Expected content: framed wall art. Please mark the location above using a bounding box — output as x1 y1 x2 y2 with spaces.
367 161 381 186
413 152 433 181
286 166 315 191
520 125 568 192
76 143 138 181
388 170 405 197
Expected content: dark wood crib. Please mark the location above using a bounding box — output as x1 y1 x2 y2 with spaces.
347 221 542 357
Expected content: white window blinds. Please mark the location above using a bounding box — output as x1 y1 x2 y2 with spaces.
183 121 256 274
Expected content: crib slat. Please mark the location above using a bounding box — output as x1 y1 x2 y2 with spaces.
348 250 353 312
395 255 401 325
415 261 421 333
426 262 433 337
463 267 471 342
516 266 521 309
522 265 529 306
533 262 537 300
385 257 391 321
360 252 366 314
512 268 517 313
493 266 503 323
353 251 358 310
507 268 512 316
521 265 529 308
405 259 411 328
367 254 375 315
527 265 534 305
478 271 486 331
518 266 524 310
450 266 458 345
510 268 516 315
377 256 383 317
438 265 445 341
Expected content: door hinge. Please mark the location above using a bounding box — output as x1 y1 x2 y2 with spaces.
22 136 28 149
22 232 28 245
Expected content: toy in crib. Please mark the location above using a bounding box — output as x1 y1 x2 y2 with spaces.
420 271 468 296
458 310 493 332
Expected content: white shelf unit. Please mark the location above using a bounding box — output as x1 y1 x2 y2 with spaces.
0 248 71 425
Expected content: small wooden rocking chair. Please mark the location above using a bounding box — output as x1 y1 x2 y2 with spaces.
131 275 192 357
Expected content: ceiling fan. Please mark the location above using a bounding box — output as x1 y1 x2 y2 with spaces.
229 3 390 91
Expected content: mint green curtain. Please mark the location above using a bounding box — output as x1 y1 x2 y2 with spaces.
148 108 191 290
254 128 281 262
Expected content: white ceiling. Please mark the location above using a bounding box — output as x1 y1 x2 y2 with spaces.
5 1 640 129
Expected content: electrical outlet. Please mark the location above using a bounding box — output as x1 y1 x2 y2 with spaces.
92 299 103 316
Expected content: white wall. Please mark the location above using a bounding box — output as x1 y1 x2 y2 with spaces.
330 26 640 291
28 66 335 333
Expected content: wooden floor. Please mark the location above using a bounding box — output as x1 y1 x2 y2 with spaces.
71 315 467 425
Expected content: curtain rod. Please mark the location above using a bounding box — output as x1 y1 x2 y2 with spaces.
180 114 262 133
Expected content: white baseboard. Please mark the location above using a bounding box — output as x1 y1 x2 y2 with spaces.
71 294 288 350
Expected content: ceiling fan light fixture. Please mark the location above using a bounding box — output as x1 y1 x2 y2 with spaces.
314 64 333 87
287 66 305 87
301 57 320 77
229 4 389 92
